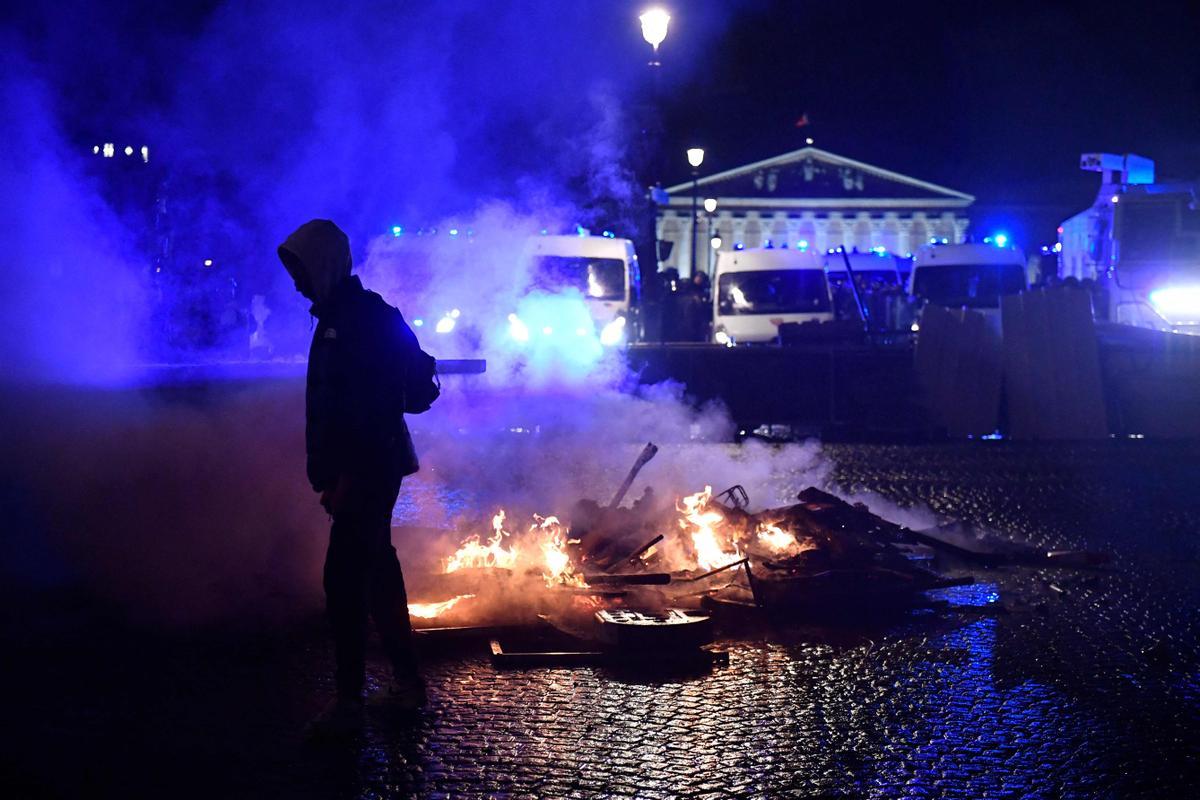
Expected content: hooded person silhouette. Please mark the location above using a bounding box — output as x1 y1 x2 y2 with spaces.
278 219 428 721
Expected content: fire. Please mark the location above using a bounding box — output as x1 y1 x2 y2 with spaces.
756 522 814 557
679 486 741 571
443 510 585 587
435 488 815 601
408 594 475 619
535 515 584 587
444 510 518 572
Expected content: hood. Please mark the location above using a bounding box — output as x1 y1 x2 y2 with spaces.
277 219 352 304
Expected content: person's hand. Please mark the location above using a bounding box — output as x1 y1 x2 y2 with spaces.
320 474 353 515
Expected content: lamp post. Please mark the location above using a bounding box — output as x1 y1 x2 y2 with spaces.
687 148 704 277
640 8 671 267
703 197 718 274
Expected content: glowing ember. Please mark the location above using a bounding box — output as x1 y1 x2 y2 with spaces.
408 594 475 619
757 523 797 553
444 510 518 572
679 486 741 571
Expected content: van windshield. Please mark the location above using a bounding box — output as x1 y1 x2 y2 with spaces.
826 270 901 288
531 256 625 301
718 270 831 315
912 263 1025 309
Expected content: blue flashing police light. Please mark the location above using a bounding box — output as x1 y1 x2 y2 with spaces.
993 233 1009 248
391 225 403 236
734 242 745 250
798 239 809 249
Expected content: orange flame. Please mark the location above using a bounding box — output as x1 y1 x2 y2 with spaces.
534 515 584 587
756 522 817 557
408 594 475 619
444 510 518 572
679 486 741 571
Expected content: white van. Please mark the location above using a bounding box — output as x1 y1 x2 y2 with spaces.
909 242 1026 315
822 250 904 291
521 234 641 347
713 247 833 344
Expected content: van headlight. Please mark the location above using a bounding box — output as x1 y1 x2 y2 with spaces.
507 313 530 342
1148 286 1200 325
599 316 626 347
714 327 734 347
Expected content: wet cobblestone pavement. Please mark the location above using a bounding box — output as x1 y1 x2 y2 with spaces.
6 442 1200 798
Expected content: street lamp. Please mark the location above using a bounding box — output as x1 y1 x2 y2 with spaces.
639 8 670 65
687 148 704 277
703 198 718 273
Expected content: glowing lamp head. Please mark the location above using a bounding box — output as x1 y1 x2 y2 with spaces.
639 8 670 51
435 315 456 334
124 145 133 156
686 148 705 168
703 198 718 214
710 236 722 250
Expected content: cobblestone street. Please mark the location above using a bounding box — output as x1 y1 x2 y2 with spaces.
6 442 1200 798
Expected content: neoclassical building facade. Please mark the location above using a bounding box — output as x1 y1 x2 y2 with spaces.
659 146 973 276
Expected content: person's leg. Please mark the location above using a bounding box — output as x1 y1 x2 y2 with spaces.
324 510 371 700
364 482 421 684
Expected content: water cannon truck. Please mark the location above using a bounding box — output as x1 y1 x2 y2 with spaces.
1058 153 1200 334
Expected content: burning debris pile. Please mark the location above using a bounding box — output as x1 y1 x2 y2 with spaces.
404 443 974 640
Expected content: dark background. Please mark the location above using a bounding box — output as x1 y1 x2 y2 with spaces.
2 0 1198 372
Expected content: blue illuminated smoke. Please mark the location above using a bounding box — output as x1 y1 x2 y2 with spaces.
1 0 740 384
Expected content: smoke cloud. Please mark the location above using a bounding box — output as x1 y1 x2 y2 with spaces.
1 0 739 373
5 2 927 628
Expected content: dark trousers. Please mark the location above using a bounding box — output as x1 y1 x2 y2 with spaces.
323 480 417 699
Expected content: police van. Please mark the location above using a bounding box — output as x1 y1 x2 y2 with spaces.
712 247 833 344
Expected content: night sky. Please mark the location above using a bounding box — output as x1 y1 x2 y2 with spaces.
4 0 1199 249
658 0 1200 244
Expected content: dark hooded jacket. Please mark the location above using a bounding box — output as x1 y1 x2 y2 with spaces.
278 220 421 492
